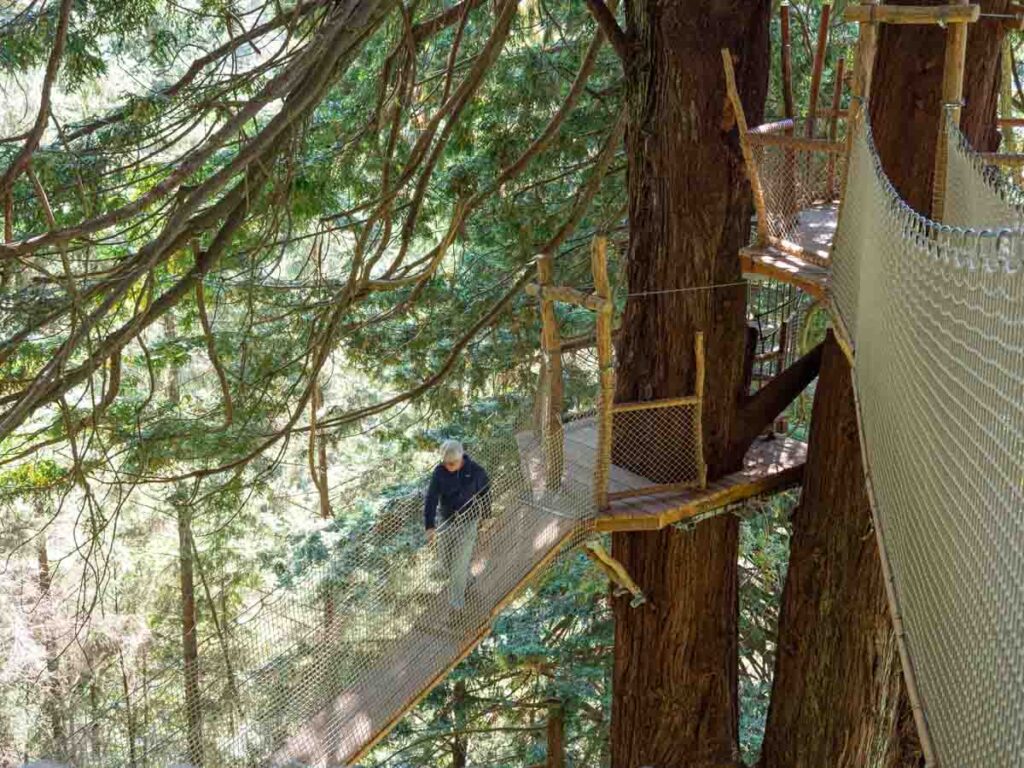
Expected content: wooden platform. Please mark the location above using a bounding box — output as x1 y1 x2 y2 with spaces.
539 418 806 532
741 202 837 299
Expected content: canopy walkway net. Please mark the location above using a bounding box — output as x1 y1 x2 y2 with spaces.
46 242 722 767
51 412 593 767
830 113 1024 765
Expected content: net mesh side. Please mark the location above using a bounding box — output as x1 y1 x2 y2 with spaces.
749 118 845 255
831 116 1024 765
45 323 713 767
944 113 1024 229
609 404 702 494
49 409 595 768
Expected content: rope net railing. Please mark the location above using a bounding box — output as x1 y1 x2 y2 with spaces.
943 110 1024 229
45 405 596 768
747 117 846 258
38 237 716 768
830 115 1024 765
608 400 703 499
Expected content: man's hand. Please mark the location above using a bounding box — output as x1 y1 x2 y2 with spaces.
426 528 436 546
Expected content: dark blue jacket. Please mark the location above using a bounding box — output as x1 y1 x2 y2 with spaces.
424 455 491 529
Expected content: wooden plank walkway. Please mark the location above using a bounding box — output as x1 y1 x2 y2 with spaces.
272 506 578 768
741 202 837 299
553 418 806 532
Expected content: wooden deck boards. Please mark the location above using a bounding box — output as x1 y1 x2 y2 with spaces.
540 418 806 532
741 202 837 298
273 508 578 768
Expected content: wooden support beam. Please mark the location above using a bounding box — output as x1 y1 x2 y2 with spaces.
592 237 615 511
584 542 647 607
979 152 1024 167
693 331 707 488
931 0 971 221
827 57 845 196
834 0 879 239
806 3 832 138
843 3 980 23
525 281 606 311
722 48 770 244
781 2 795 121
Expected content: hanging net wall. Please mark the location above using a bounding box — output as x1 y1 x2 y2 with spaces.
746 278 817 392
747 118 845 256
943 112 1024 229
831 117 1024 765
50 405 596 768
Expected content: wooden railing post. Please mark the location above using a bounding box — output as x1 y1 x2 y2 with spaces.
722 49 770 245
537 254 564 488
932 0 970 221
806 3 832 139
546 698 565 768
592 237 615 510
834 0 878 247
693 332 707 489
826 57 845 197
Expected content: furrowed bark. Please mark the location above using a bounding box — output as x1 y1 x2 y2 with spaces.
869 0 1010 214
610 0 770 764
759 334 923 767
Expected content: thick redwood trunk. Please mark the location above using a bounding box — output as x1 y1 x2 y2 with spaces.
869 0 1009 214
610 0 770 764
759 334 922 767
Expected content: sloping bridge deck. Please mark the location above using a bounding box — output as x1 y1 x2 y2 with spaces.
741 202 837 299
557 419 806 532
274 505 578 768
276 427 804 766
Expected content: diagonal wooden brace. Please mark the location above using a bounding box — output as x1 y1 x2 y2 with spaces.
584 542 647 608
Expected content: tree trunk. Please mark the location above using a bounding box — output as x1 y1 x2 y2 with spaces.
166 312 203 766
610 1 770 764
869 0 1010 215
759 12 1009 762
37 535 65 753
178 505 204 767
452 680 467 768
759 333 923 767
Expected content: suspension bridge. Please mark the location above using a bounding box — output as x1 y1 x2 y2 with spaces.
32 3 1024 766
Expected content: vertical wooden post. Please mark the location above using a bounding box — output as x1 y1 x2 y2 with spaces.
546 698 565 768
806 3 832 138
932 0 970 221
591 237 615 510
826 57 846 197
1001 38 1017 154
693 332 707 488
537 254 564 487
722 49 770 244
780 3 795 122
837 0 878 211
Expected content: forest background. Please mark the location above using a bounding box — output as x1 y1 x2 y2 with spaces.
0 0 977 764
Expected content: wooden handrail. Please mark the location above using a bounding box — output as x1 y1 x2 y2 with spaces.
749 118 797 135
525 282 607 311
844 3 979 23
745 133 846 153
612 396 701 414
980 152 1024 167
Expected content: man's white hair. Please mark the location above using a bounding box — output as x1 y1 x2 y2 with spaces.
440 439 464 464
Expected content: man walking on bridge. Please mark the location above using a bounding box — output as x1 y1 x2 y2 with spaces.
424 439 491 610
